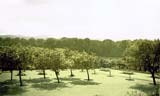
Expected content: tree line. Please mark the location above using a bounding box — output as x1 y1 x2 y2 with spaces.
0 37 130 57
0 36 159 86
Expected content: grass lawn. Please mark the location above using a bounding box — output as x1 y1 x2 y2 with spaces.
0 69 159 96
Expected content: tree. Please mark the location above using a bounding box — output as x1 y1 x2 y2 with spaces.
64 49 76 77
0 46 17 81
33 47 50 79
0 46 32 86
126 40 160 85
90 54 98 74
16 46 33 86
49 48 66 83
80 51 94 81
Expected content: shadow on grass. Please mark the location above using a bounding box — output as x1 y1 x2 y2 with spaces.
16 72 27 76
107 75 114 77
100 69 111 72
121 71 134 75
24 77 52 84
31 82 69 90
148 75 160 79
37 72 48 75
118 75 152 82
70 79 101 85
125 78 135 81
54 77 101 85
133 78 151 82
92 73 98 75
0 80 27 96
130 84 159 96
56 77 81 81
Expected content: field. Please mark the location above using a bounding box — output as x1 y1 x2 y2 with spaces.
0 69 159 96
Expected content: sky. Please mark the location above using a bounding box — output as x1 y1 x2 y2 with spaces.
0 0 160 41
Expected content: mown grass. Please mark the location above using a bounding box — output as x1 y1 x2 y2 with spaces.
0 69 159 96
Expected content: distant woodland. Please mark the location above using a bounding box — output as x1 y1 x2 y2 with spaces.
0 36 136 57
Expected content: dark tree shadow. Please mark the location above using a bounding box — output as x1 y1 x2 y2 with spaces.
58 77 81 81
37 72 48 75
31 82 69 90
16 73 27 76
121 71 135 75
148 75 160 79
55 77 101 85
0 79 19 85
125 78 135 81
92 73 98 75
107 75 114 77
100 69 111 72
130 84 160 96
70 79 101 85
0 80 27 96
133 78 151 82
24 77 52 84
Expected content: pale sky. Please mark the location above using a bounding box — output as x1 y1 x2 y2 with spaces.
0 0 160 41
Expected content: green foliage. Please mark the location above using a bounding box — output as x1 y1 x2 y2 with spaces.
0 37 131 57
49 48 66 71
124 39 160 85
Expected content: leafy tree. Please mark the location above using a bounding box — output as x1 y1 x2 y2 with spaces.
64 49 77 77
126 40 160 85
80 52 94 81
49 48 66 83
0 46 17 81
0 46 32 86
90 55 98 74
16 46 33 86
33 47 50 79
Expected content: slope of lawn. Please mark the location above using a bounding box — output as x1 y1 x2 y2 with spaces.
0 69 159 96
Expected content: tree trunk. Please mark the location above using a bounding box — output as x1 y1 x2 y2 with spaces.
70 68 74 77
151 71 156 85
139 66 142 71
81 68 84 72
129 74 131 80
43 69 46 79
109 70 111 77
93 69 96 74
55 70 60 83
10 70 13 81
86 69 90 81
19 67 23 86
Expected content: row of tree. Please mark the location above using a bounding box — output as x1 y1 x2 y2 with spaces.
0 46 99 86
0 36 159 86
0 36 130 57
